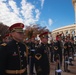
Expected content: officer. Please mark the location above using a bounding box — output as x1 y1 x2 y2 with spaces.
35 32 50 75
0 23 28 75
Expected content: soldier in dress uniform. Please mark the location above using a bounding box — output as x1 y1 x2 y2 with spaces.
67 38 74 66
2 33 11 43
28 36 36 75
0 23 28 75
35 32 50 75
54 34 63 66
49 40 54 62
63 38 70 72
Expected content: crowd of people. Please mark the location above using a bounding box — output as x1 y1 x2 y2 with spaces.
0 22 76 75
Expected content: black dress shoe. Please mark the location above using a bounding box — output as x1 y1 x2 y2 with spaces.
69 63 74 66
64 70 66 72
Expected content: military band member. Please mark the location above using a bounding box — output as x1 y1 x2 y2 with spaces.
49 40 54 62
54 34 63 66
64 39 70 72
35 32 50 75
67 39 74 66
0 23 28 75
70 39 75 60
29 36 36 75
55 54 61 75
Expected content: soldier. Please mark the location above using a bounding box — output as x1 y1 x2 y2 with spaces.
49 40 54 62
28 36 36 75
54 34 62 75
67 38 74 66
0 23 28 75
55 54 62 75
35 32 50 75
54 34 63 66
2 33 11 43
63 38 70 72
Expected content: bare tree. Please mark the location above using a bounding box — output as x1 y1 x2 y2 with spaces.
24 24 49 39
0 22 9 41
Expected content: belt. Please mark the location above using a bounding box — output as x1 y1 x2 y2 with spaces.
5 68 26 74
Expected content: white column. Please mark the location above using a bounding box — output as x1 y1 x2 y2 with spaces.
74 3 76 23
68 29 70 34
75 26 76 36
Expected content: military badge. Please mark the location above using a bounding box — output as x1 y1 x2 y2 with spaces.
12 52 18 56
35 53 42 60
54 46 58 50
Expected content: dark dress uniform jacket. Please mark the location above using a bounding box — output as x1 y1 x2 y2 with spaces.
0 39 27 75
64 42 69 56
35 43 50 75
54 41 62 65
67 42 74 56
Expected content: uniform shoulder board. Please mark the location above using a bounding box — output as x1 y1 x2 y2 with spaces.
1 43 7 46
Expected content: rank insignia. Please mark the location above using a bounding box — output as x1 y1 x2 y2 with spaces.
35 53 42 60
54 46 58 50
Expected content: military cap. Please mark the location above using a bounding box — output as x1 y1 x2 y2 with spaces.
39 32 48 38
56 34 62 40
3 33 9 39
9 23 24 32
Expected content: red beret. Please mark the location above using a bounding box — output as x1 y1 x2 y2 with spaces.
3 33 9 39
39 32 48 38
9 23 24 32
56 34 62 40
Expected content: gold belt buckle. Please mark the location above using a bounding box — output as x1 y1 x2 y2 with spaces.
16 70 18 74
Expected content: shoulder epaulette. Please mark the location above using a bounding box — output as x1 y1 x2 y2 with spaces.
1 43 7 46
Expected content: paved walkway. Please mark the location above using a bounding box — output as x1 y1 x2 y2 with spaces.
50 57 76 75
27 56 76 75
